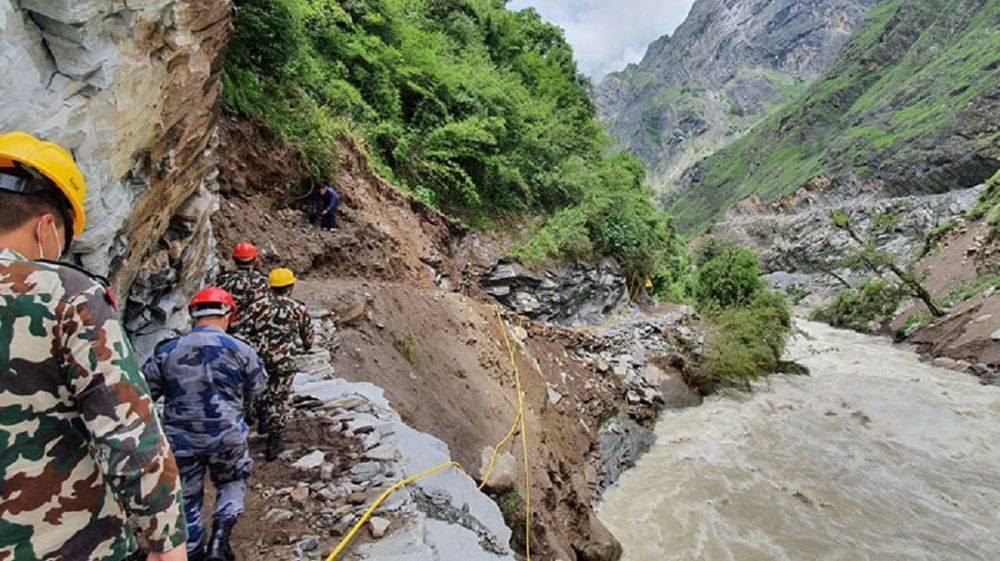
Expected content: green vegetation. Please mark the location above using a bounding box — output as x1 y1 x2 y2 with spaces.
693 239 763 310
832 209 944 317
690 240 793 391
696 291 793 392
393 334 421 365
811 279 904 333
670 0 1000 231
940 274 1000 308
969 169 1000 236
224 0 683 278
895 310 932 341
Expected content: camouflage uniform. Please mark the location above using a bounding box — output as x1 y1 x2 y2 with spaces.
0 248 186 561
215 268 269 336
242 294 314 433
142 326 267 557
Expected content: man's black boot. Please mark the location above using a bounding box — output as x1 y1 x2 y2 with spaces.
206 517 237 561
265 430 285 461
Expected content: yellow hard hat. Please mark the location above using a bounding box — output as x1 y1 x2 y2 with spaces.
0 132 87 238
269 267 296 288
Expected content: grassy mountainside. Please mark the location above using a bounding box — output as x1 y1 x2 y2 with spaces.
222 0 685 284
596 0 874 197
669 0 1000 231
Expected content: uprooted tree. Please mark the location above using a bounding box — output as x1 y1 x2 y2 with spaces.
830 209 944 317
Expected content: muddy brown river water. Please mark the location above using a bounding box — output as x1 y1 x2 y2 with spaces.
598 320 1000 560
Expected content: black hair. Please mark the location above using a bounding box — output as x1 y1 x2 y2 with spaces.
0 190 68 234
272 285 293 296
0 165 73 242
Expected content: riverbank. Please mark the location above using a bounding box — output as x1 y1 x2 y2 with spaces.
598 319 1000 560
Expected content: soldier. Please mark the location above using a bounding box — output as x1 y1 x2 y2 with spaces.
142 287 267 561
0 131 187 561
215 242 269 337
243 267 315 460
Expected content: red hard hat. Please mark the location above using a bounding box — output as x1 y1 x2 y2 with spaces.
188 287 237 316
232 242 259 261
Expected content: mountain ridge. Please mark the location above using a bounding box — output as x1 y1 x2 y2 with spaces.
668 0 1000 230
596 0 877 198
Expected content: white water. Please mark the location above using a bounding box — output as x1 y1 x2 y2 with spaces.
598 320 1000 561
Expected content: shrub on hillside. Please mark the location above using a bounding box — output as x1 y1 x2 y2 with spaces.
694 240 764 310
810 279 903 333
688 241 795 391
693 290 793 391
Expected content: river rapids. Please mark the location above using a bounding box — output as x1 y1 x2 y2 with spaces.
598 320 1000 560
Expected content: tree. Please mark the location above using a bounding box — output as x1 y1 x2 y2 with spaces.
830 209 944 317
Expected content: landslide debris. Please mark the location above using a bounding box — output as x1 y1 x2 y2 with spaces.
212 118 704 560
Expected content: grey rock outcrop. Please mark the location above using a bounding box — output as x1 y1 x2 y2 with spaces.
292 341 515 561
481 259 629 327
596 0 876 195
0 0 231 358
596 415 655 490
713 180 984 301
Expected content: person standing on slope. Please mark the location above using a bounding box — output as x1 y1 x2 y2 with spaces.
242 268 315 460
0 131 188 561
312 183 340 231
142 288 267 561
216 242 269 336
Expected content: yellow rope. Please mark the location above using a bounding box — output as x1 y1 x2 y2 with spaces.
323 461 462 561
324 306 532 561
493 307 532 561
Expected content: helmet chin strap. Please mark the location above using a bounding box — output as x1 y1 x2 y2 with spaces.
35 220 64 260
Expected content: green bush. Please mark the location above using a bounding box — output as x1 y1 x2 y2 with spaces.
969 169 1000 237
811 279 903 332
694 291 793 391
223 0 684 277
694 240 764 311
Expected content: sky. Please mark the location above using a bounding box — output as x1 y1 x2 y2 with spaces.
507 0 697 81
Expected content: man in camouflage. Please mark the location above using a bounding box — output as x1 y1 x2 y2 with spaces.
242 267 314 460
215 242 268 337
142 287 267 561
0 132 187 561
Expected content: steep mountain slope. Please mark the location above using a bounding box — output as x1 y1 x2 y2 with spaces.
671 0 1000 230
596 0 876 197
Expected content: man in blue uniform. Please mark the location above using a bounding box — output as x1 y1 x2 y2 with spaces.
142 288 268 561
312 183 340 231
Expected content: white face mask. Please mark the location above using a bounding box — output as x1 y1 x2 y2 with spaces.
36 220 64 261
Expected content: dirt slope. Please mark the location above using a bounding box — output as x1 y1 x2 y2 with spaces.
211 117 688 560
893 221 1000 370
214 117 461 288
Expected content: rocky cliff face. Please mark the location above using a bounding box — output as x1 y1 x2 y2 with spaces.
669 0 1000 231
596 0 876 196
0 0 231 356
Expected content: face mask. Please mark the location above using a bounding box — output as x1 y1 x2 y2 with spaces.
36 220 64 261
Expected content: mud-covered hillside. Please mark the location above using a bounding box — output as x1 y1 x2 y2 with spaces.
596 0 876 197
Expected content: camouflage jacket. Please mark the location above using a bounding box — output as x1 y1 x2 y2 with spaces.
142 326 267 451
0 248 187 560
240 294 315 374
215 268 269 332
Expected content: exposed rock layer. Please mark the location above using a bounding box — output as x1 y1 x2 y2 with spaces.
0 0 232 357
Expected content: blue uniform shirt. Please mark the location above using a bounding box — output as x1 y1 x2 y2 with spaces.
142 326 267 451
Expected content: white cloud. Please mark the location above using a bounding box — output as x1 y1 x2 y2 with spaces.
507 0 697 80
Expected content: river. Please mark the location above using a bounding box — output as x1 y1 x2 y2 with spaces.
598 319 1000 561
